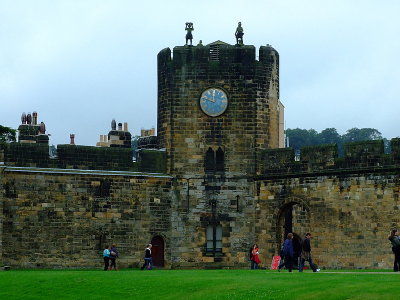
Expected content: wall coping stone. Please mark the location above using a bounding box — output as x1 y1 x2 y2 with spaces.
255 165 400 180
2 166 172 178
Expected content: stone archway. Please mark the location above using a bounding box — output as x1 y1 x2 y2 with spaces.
276 200 311 266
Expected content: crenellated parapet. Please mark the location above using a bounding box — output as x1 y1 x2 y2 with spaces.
261 139 400 176
137 136 158 150
157 43 278 73
1 143 167 173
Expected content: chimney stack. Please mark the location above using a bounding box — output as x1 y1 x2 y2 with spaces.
32 111 38 125
70 134 75 145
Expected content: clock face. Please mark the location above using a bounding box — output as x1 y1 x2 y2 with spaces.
199 88 228 117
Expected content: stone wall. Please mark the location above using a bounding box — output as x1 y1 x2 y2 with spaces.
5 143 50 168
1 167 172 268
57 145 133 171
1 161 400 269
0 169 3 263
262 139 399 175
169 176 255 268
255 169 400 269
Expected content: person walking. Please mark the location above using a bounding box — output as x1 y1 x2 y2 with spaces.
388 229 400 272
277 244 285 271
109 244 119 270
250 244 261 269
299 233 320 272
103 245 111 271
140 244 153 270
280 233 294 272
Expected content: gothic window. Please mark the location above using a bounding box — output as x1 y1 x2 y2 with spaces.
206 224 222 254
205 147 215 172
215 147 224 171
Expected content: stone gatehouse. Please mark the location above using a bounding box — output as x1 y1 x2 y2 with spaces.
1 30 399 269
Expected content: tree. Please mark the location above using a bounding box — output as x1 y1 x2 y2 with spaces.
319 128 341 145
285 128 318 150
0 125 16 142
285 127 386 154
342 128 382 143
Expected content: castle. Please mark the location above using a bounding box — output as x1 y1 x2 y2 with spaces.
0 26 399 269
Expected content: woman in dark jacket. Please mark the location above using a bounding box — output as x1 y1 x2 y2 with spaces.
281 233 294 272
109 244 119 270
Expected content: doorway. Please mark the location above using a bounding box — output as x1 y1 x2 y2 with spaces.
277 201 310 268
151 235 165 267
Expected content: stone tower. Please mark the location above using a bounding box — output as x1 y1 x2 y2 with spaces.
157 41 282 177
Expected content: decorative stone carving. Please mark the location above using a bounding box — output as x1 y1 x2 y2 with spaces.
235 22 244 45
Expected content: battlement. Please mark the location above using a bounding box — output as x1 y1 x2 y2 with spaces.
57 145 133 170
261 139 400 175
158 43 278 70
137 135 158 149
0 142 167 173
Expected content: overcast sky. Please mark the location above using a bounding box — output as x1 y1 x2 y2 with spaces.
1 0 399 146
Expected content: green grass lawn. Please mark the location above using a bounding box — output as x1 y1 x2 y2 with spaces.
0 269 398 300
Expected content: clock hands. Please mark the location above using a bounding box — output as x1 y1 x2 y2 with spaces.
202 94 215 103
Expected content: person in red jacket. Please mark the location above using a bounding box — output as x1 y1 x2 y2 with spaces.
250 244 261 269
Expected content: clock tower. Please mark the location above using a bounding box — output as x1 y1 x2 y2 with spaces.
157 39 282 177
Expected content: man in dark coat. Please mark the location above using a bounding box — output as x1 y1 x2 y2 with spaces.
280 233 294 272
299 233 320 272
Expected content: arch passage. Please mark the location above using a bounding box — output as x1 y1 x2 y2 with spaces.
151 236 165 267
276 202 311 265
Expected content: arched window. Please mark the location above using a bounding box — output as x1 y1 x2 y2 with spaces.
205 147 215 172
206 224 222 254
215 147 224 171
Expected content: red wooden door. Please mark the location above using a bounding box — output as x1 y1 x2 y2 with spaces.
151 236 165 267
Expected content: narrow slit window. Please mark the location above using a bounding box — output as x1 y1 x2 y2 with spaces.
215 147 224 171
205 147 215 172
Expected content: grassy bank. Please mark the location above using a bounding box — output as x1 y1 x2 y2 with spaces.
0 269 398 300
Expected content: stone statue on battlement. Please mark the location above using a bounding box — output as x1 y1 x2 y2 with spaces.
185 22 194 46
235 22 244 45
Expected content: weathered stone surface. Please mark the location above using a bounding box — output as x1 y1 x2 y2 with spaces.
1 41 399 271
0 168 172 268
